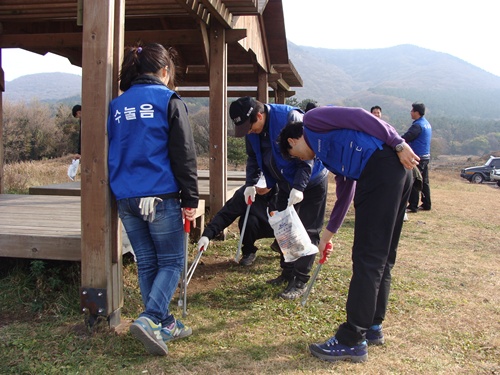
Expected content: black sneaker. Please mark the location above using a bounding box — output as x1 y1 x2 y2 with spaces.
365 324 385 345
239 253 256 266
270 240 281 253
266 274 289 285
279 280 307 300
418 205 431 211
309 336 368 363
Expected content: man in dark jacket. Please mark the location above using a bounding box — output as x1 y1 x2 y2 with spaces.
402 102 432 212
229 97 329 300
72 104 82 159
197 182 278 266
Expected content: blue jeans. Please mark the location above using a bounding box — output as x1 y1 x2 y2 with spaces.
118 197 184 326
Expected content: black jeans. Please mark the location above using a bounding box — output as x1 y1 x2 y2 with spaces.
202 185 277 255
275 176 328 283
336 145 412 346
408 159 431 210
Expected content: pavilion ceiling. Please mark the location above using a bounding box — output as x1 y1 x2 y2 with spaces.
0 0 302 93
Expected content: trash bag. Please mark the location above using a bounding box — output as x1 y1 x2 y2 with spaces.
268 205 318 262
67 159 80 181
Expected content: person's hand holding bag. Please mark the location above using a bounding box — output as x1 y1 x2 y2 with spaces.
287 188 304 206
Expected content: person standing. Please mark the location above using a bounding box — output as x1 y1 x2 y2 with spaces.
370 105 382 119
305 101 318 113
107 42 199 356
71 104 82 159
402 102 432 212
229 97 328 300
371 105 409 221
278 106 417 363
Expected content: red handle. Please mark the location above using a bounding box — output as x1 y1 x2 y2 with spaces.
184 217 191 233
319 242 332 265
247 196 253 205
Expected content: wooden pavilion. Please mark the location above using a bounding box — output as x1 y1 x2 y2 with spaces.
0 0 302 327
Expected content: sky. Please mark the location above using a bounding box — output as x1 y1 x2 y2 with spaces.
282 0 500 77
2 0 499 81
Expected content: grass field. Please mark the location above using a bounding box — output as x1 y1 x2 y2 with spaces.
0 156 499 374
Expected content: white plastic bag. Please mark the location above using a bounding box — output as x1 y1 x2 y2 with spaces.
268 205 318 262
67 159 80 181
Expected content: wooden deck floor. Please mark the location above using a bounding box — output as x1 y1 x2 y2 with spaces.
3 172 244 261
0 194 81 261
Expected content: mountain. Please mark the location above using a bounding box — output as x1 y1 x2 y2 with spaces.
288 43 500 122
4 72 82 104
4 44 500 123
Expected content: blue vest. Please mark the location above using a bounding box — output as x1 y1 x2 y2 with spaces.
108 84 181 200
248 104 325 186
408 116 432 158
304 128 384 180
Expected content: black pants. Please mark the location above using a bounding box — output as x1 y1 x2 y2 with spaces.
238 203 275 255
336 145 412 346
275 176 328 283
202 185 276 255
408 159 431 210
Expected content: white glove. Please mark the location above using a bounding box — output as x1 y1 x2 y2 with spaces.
288 188 304 206
197 236 209 252
244 186 256 203
139 197 163 222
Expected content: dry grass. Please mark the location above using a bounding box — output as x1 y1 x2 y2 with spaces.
0 156 499 374
3 156 77 194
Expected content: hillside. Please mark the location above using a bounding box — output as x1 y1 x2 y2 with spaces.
288 43 500 122
4 72 82 104
4 44 500 124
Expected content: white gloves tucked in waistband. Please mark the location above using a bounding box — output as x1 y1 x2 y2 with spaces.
139 197 163 222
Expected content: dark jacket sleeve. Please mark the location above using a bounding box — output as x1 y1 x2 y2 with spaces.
168 97 199 208
292 159 313 191
202 185 247 239
245 137 261 186
402 123 422 142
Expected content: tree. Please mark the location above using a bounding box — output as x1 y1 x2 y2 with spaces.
3 101 61 162
227 137 246 168
189 108 210 156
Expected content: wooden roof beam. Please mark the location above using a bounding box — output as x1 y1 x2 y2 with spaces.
177 89 295 98
273 61 303 87
186 63 254 74
200 0 232 28
175 0 211 25
0 30 203 49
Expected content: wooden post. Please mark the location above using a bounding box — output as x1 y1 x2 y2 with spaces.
208 21 227 215
275 87 286 104
80 0 123 328
109 0 125 328
257 67 268 103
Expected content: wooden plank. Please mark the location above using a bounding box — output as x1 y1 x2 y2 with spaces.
29 179 243 206
29 181 81 196
197 170 245 180
0 194 81 261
